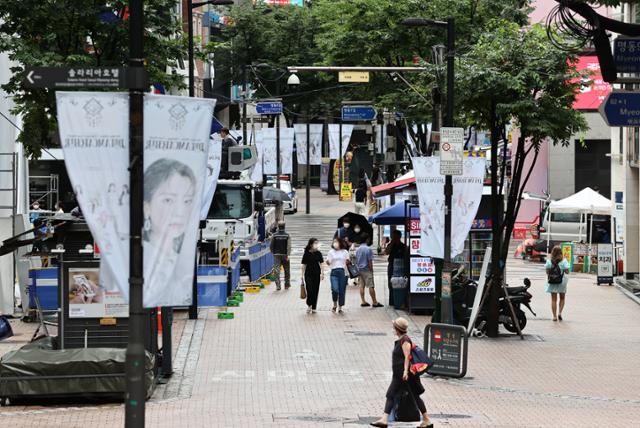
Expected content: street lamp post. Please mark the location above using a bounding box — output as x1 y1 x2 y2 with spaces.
401 17 455 324
186 0 234 321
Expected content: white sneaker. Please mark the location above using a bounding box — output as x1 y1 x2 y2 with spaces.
306 306 312 314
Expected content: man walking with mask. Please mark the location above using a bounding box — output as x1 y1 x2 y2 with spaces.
270 222 291 290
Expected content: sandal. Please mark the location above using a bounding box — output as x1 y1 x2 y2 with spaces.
370 422 387 428
372 303 384 308
360 302 371 307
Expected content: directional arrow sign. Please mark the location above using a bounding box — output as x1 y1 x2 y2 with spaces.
256 102 283 115
341 105 377 121
599 90 640 127
23 66 131 89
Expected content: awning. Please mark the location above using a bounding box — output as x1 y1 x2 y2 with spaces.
370 177 415 197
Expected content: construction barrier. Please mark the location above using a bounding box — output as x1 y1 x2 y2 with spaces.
28 267 59 311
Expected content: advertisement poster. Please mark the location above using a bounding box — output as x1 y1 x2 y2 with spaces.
142 94 213 307
320 158 330 191
200 136 222 220
409 237 421 255
410 275 436 293
340 182 352 201
68 267 128 318
597 243 614 283
294 124 323 165
561 243 573 272
56 91 130 297
280 127 295 174
409 218 421 237
410 257 435 275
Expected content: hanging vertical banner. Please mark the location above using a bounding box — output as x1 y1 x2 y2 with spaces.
56 91 130 299
259 128 278 175
200 135 222 220
328 124 353 159
250 129 265 183
413 156 485 259
280 127 295 174
142 94 214 308
294 124 323 165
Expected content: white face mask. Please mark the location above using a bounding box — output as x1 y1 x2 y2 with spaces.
332 242 340 250
312 243 319 250
354 226 361 233
343 223 350 229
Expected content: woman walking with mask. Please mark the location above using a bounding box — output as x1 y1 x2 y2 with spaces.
301 238 324 313
326 238 350 313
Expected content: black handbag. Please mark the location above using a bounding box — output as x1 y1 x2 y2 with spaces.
347 262 359 279
394 385 421 422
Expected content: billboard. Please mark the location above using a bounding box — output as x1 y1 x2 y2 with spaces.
573 56 612 110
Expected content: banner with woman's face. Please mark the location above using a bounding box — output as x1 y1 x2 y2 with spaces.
143 94 215 307
57 92 216 308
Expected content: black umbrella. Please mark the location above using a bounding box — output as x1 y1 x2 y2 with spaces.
337 212 374 242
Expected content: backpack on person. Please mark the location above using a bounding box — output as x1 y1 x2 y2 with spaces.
548 260 564 284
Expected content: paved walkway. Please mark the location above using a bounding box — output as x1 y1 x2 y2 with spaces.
1 189 639 427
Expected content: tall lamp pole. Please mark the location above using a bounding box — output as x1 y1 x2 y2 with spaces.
401 17 455 324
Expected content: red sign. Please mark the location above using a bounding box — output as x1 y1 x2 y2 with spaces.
573 56 612 110
434 330 442 343
409 219 421 236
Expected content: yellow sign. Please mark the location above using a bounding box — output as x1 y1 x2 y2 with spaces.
338 71 370 83
340 182 352 201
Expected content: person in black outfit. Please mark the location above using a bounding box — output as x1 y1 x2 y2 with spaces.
371 317 432 428
385 230 407 306
301 238 324 313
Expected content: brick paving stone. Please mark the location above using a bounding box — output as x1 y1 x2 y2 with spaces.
1 189 639 427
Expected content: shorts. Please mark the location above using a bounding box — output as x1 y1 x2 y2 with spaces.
358 270 374 288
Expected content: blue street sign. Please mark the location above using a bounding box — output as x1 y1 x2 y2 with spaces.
614 37 640 73
599 90 640 127
256 102 283 115
341 105 377 121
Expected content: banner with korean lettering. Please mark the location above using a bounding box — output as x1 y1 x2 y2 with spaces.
280 128 295 174
413 156 485 259
294 124 323 165
143 94 214 307
258 128 278 175
56 91 130 300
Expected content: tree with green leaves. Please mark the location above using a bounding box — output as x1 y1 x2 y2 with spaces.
457 20 587 336
0 0 185 158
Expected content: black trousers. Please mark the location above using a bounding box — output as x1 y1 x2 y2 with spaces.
305 273 320 309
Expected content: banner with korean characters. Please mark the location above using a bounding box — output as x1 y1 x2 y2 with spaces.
410 257 435 275
597 243 614 285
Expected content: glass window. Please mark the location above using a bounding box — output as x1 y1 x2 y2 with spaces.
550 213 581 222
208 186 252 219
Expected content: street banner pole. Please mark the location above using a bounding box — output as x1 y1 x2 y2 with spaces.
306 118 311 214
125 0 146 425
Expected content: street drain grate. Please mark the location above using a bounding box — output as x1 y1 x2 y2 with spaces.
357 414 472 424
344 330 387 336
279 415 343 423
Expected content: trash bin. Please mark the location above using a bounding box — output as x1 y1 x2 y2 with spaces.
391 277 408 310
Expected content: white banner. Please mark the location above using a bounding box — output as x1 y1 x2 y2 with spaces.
57 92 130 299
258 128 278 175
143 94 214 307
200 135 222 220
328 124 353 159
250 129 264 183
413 156 485 259
294 124 323 165
280 128 295 174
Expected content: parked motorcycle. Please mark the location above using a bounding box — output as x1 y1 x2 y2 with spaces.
451 267 536 334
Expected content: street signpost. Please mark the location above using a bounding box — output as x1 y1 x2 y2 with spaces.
23 66 132 89
614 37 640 73
256 101 283 115
338 71 370 83
341 105 377 121
439 127 464 176
599 90 640 127
425 323 468 378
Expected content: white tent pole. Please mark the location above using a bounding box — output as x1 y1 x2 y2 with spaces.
589 212 594 248
546 209 551 253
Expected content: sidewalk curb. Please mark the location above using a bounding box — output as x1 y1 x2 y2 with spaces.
614 283 640 306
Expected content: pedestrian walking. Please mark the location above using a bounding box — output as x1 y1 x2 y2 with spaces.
356 234 383 308
371 317 432 428
335 216 355 245
270 221 291 290
301 238 324 313
545 245 570 321
326 238 350 313
385 230 407 307
354 170 367 215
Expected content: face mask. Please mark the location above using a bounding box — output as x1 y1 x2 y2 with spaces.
354 227 361 233
343 223 350 229
312 243 319 250
333 242 340 250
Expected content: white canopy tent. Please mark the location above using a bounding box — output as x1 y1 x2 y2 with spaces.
544 187 612 249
